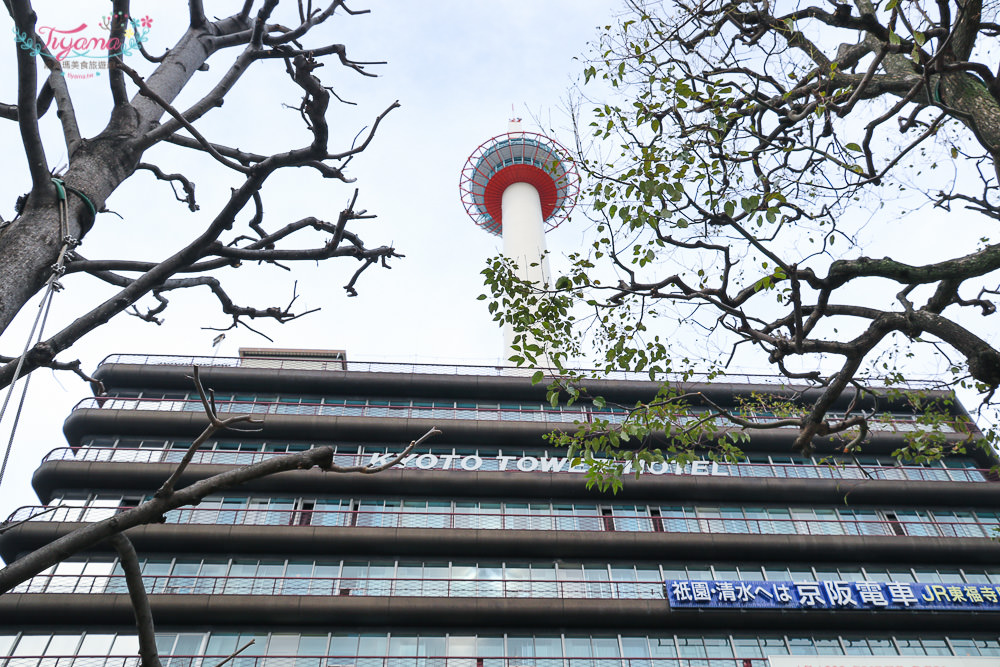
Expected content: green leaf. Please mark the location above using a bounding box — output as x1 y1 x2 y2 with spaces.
531 370 544 385
845 143 862 153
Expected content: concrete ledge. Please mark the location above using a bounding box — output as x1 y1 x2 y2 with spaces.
30 459 1000 507
2 592 999 633
4 521 1000 564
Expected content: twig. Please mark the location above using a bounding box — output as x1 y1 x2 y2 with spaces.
346 427 440 474
154 366 262 498
136 163 199 211
0 505 60 534
210 641 255 667
0 355 104 394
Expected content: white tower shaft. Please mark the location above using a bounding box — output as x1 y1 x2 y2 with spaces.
460 119 578 368
500 181 551 359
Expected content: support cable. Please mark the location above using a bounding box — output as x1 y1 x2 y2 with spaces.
0 178 85 492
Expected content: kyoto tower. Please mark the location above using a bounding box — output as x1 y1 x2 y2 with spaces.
460 120 580 358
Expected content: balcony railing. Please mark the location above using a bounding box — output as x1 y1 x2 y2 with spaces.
69 397 962 434
100 353 944 390
11 575 664 599
0 656 770 667
71 398 598 424
8 506 999 539
40 447 992 483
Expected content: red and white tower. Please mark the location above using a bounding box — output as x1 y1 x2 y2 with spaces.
460 120 580 357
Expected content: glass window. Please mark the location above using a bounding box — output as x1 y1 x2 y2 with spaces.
206 634 240 657
476 636 504 657
702 638 732 658
786 638 816 656
973 639 1000 656
329 634 358 659
951 639 981 656
358 634 387 659
13 635 50 656
506 637 533 662
267 635 300 656
922 639 951 656
648 637 676 659
564 638 592 659
78 634 116 656
534 637 562 659
862 567 891 583
788 568 814 583
868 639 895 656
895 638 924 656
110 636 139 656
759 638 787 656
964 570 992 583
812 638 842 655
843 638 873 655
913 569 942 583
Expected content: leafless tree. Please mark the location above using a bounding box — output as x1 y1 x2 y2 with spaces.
0 366 441 667
0 0 400 391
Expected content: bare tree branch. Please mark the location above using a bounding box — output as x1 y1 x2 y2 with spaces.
9 0 50 193
113 60 251 174
155 366 262 498
136 163 199 212
189 0 208 29
0 354 104 393
108 533 162 667
108 0 132 107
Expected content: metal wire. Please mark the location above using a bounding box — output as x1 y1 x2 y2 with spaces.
0 184 74 492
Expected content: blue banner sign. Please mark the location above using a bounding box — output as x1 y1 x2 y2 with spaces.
665 579 1000 611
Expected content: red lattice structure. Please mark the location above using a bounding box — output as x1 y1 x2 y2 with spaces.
459 130 580 236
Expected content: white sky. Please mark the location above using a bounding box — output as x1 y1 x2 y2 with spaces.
0 1 617 525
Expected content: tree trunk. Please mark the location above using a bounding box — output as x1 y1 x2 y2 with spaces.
0 19 238 337
0 120 142 335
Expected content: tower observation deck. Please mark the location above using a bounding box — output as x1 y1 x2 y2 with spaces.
460 120 580 357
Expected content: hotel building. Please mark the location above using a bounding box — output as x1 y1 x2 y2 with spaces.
2 350 1000 667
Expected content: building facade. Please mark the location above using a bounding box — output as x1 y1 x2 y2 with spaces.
2 352 1000 667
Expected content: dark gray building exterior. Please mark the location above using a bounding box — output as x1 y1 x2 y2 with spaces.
2 352 1000 667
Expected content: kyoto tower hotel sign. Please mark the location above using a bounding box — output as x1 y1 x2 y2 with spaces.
460 120 579 356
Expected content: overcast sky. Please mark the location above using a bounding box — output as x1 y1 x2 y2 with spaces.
0 1 618 524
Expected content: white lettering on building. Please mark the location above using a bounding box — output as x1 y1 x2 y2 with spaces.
369 453 731 476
